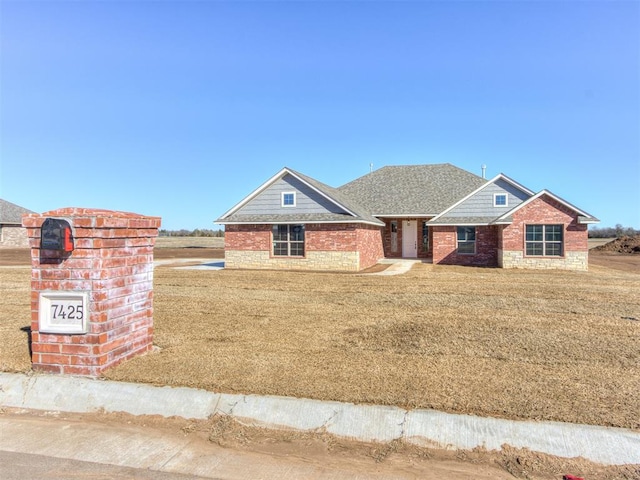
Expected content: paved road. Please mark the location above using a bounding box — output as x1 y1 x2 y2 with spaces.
0 411 513 480
0 451 214 480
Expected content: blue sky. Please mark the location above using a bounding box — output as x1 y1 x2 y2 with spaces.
1 1 638 230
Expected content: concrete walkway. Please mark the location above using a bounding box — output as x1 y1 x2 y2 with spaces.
154 258 423 274
154 258 225 270
1 372 638 466
367 259 424 275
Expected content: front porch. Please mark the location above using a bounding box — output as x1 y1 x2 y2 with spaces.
380 217 433 260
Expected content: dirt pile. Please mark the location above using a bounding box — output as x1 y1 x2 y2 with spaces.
593 235 640 254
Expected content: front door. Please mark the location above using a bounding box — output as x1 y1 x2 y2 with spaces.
402 220 417 258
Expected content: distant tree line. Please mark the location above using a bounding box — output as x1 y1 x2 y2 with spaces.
159 228 224 237
588 224 639 238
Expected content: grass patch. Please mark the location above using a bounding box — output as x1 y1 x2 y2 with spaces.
1 262 638 429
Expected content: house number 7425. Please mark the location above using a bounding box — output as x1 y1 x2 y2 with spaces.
51 302 84 321
39 292 89 334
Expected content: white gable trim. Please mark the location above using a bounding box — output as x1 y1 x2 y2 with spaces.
217 168 290 220
430 173 534 222
494 189 598 223
218 167 358 220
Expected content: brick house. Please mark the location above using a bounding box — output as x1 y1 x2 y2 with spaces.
0 199 35 248
216 164 598 271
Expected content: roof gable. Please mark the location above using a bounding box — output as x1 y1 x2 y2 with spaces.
234 174 350 216
429 174 534 225
216 167 383 225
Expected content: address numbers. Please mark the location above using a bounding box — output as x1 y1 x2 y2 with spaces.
39 292 89 334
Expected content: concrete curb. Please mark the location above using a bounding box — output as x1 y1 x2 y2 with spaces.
1 372 638 466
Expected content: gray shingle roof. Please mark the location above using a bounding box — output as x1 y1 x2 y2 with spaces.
0 199 35 224
338 164 486 216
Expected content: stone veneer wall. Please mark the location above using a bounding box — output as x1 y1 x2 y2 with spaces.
22 208 160 376
499 250 588 270
0 224 30 247
225 250 360 271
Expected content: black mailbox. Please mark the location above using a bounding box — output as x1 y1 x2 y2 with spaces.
41 218 74 252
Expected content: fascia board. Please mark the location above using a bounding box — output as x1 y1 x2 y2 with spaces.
217 167 291 220
218 219 384 226
491 220 513 225
428 222 492 226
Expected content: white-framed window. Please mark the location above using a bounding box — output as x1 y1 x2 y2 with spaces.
457 226 476 254
525 224 563 256
272 224 305 256
494 193 508 207
281 192 296 207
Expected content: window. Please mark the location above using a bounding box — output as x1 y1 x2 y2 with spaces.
457 226 476 254
272 224 305 256
494 193 507 207
281 192 296 207
421 221 429 253
526 224 563 256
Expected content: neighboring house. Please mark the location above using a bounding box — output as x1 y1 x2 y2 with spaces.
216 164 598 272
0 199 35 248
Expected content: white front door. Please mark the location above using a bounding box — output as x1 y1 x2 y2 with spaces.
402 220 417 258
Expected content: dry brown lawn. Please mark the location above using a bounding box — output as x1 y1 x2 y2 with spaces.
1 257 638 430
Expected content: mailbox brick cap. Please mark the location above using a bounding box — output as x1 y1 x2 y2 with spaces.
22 208 161 230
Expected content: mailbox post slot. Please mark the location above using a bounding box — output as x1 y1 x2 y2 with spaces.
40 218 74 252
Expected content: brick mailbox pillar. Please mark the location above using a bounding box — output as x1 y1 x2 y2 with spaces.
22 208 161 376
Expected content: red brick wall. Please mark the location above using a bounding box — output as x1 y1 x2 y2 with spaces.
306 223 358 252
22 208 160 376
225 224 271 251
356 224 385 269
432 225 499 266
225 223 384 270
502 195 587 253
